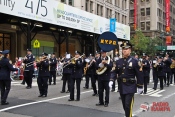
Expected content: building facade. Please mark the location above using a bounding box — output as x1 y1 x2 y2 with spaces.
129 0 175 46
59 0 129 25
0 0 130 61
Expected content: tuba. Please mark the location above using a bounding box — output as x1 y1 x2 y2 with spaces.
96 56 110 75
170 61 175 69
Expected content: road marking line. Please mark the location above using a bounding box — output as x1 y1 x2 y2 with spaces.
0 90 93 112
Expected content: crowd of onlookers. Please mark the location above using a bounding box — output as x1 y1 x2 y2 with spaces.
11 57 64 80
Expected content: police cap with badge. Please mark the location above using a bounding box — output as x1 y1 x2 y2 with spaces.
120 41 132 49
2 50 10 55
27 49 32 52
75 51 81 55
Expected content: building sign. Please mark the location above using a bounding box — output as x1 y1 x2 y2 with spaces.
134 0 137 30
167 46 175 50
33 39 40 48
166 36 171 45
98 32 118 52
110 18 116 32
0 0 130 40
165 0 170 32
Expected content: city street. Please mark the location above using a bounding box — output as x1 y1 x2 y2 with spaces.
0 75 175 117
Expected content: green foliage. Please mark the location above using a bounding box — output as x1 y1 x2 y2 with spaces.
130 30 162 57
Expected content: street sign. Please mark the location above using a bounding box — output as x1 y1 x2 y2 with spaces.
33 39 40 48
110 18 116 32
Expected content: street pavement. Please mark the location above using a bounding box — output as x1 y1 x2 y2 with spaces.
0 74 175 117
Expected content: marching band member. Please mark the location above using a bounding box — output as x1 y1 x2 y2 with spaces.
37 53 50 97
96 50 112 107
92 51 100 95
110 62 117 92
0 50 18 105
152 55 158 83
163 53 172 86
23 49 35 89
153 56 164 90
171 58 175 85
109 41 143 117
142 54 150 94
83 54 93 89
84 54 97 96
61 52 72 93
68 51 83 101
49 53 57 85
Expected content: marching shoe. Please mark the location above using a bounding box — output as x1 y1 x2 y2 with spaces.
68 99 74 101
43 95 47 97
38 94 43 97
104 103 108 107
1 101 9 105
96 103 104 106
60 91 65 93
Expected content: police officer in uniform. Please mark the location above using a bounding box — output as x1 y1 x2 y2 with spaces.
68 51 83 101
92 51 100 95
23 49 35 89
153 56 164 90
142 54 150 94
0 50 18 105
61 53 72 93
49 53 57 85
109 41 143 117
163 53 172 86
152 55 158 83
84 54 97 96
96 50 112 107
0 51 2 60
37 53 50 97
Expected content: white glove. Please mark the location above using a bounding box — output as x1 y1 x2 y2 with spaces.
109 81 113 88
138 88 143 94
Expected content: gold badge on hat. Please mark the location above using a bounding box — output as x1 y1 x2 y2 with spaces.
124 42 126 46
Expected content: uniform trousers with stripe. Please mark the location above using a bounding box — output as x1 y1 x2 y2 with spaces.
120 93 134 117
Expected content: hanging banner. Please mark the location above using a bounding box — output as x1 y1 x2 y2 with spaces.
165 0 170 32
110 18 116 32
166 36 171 45
0 0 130 40
134 0 137 30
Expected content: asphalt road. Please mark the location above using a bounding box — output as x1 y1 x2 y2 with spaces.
0 74 175 117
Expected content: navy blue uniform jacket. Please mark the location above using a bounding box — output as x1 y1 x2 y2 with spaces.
37 60 50 77
49 57 57 71
0 57 18 80
95 56 112 81
115 56 143 94
23 54 35 71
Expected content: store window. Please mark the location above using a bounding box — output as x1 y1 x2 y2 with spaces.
85 0 89 12
141 22 145 30
90 1 93 13
0 33 11 51
61 0 66 3
141 8 145 16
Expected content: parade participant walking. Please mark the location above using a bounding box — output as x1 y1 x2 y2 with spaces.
23 49 35 89
153 56 165 90
109 41 143 117
68 51 83 101
96 50 112 107
49 53 57 85
37 53 50 97
0 50 18 105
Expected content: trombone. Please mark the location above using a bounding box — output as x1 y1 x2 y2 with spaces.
63 54 85 68
26 57 47 67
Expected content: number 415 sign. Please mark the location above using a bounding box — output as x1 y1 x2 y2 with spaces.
25 0 48 17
